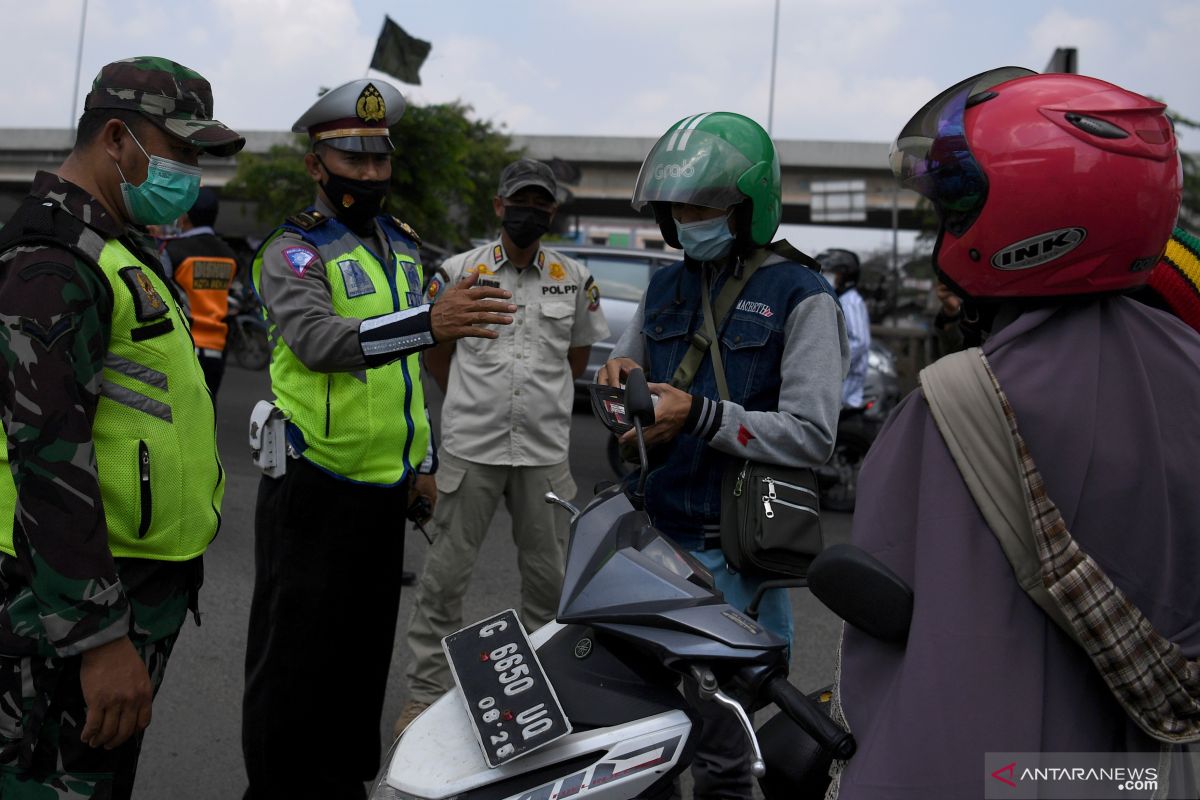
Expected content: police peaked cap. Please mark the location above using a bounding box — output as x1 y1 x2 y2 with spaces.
292 79 406 154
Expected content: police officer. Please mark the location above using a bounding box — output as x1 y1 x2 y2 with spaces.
0 57 242 799
396 159 608 733
241 79 516 800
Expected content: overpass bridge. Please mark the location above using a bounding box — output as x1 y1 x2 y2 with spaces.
0 128 921 242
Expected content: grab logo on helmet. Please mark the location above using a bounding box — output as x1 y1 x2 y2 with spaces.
654 163 696 180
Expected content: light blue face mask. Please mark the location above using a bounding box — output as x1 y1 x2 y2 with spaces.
676 214 734 262
114 126 202 226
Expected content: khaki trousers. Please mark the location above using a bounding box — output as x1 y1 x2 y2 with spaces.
404 452 575 703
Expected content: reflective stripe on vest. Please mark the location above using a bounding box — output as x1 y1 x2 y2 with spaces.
0 238 224 560
251 216 429 485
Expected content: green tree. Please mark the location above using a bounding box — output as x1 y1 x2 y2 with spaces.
224 102 520 251
389 102 520 251
224 135 312 228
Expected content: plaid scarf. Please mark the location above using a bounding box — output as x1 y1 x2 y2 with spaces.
982 353 1200 743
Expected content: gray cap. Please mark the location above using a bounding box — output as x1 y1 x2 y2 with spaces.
292 79 406 153
497 158 558 200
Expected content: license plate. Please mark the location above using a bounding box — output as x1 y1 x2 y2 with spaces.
443 609 572 767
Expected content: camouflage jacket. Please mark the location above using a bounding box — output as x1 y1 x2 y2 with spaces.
0 172 196 659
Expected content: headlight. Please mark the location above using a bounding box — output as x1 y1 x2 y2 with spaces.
368 779 452 800
367 739 456 800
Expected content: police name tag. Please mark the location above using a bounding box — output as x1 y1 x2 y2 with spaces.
443 609 571 767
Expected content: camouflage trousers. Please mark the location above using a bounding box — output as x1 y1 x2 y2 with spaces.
0 634 178 800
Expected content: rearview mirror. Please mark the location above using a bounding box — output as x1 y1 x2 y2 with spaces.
807 544 913 644
623 368 655 428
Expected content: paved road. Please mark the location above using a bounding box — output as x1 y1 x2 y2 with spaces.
134 364 852 799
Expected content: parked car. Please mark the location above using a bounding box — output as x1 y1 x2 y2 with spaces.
550 244 679 391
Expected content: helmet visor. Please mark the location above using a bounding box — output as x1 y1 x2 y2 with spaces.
890 67 1035 237
632 127 754 212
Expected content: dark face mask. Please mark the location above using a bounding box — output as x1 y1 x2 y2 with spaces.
317 155 389 231
502 205 552 249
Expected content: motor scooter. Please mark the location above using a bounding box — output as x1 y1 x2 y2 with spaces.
371 369 911 800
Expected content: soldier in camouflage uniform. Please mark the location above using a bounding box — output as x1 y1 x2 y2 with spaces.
0 57 243 799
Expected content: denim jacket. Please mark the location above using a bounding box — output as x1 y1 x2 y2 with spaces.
636 251 844 549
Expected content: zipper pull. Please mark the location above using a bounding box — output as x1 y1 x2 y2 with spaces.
140 446 150 483
762 496 775 519
734 462 747 497
763 476 777 500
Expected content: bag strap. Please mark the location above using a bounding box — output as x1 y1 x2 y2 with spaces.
669 246 771 394
921 349 1200 743
699 266 731 401
919 349 1078 637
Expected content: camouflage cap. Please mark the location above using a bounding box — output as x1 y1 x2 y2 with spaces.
84 56 245 158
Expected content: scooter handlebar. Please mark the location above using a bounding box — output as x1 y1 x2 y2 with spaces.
765 675 856 761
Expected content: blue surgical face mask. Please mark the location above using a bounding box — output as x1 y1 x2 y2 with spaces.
114 126 202 226
675 214 734 262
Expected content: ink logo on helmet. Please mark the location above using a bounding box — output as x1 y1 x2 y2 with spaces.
654 162 696 180
991 228 1087 271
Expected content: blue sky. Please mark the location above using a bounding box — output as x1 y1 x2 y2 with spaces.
1 0 1195 253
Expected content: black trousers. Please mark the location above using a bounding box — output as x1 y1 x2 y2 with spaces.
198 352 225 401
242 457 408 800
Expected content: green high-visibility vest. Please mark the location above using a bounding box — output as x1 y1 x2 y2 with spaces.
0 237 224 560
252 215 429 485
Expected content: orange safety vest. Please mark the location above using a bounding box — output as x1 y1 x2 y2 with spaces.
164 232 239 351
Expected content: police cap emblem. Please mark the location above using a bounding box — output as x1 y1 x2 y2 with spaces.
356 83 387 123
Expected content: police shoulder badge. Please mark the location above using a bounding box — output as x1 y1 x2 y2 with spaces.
426 275 444 302
549 262 566 281
493 244 504 264
585 275 601 312
356 83 386 123
282 246 319 277
391 216 422 247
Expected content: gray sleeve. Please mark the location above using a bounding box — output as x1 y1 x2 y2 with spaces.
607 295 646 367
259 235 365 372
708 291 849 467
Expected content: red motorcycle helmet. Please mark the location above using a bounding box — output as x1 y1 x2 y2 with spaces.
891 67 1182 298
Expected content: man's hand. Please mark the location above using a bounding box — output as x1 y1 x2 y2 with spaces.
935 282 962 317
619 381 693 447
410 474 437 522
79 636 153 750
430 272 517 342
596 357 641 388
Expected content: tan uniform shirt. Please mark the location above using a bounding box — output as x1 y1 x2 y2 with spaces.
433 239 608 466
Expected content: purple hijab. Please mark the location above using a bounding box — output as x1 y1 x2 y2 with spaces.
834 297 1200 798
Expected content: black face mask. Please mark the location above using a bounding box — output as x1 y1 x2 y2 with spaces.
502 205 552 249
317 156 389 231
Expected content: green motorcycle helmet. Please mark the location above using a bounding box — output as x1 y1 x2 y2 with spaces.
632 112 782 248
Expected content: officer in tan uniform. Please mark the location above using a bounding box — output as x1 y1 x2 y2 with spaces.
396 159 608 732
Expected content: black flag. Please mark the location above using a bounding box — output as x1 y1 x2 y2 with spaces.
369 17 431 86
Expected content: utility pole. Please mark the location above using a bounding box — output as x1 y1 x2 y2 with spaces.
69 0 89 129
767 0 780 135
